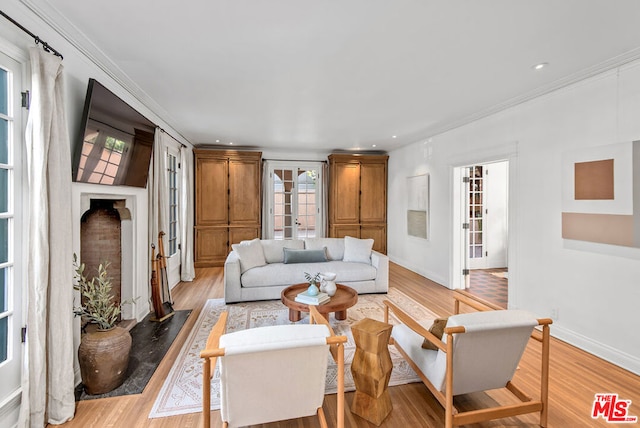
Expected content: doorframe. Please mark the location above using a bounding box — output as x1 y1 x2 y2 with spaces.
263 160 326 240
0 43 27 425
449 143 519 308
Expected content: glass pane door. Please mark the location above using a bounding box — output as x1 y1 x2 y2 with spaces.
165 146 181 287
468 165 486 269
269 163 322 240
0 52 23 408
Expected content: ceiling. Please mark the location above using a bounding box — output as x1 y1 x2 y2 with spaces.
30 0 640 152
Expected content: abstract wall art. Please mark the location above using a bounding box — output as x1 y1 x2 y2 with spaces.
562 141 640 247
407 174 429 239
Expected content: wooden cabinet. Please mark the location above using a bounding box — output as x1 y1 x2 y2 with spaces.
328 154 388 254
194 149 262 266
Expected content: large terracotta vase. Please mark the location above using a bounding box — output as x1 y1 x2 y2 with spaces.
78 325 132 395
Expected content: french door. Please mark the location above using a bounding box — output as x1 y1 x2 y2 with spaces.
464 162 508 270
264 161 324 240
165 145 181 287
0 50 24 414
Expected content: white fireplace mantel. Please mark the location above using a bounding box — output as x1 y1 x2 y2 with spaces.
73 183 151 322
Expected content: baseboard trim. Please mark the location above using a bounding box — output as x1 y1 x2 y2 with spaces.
551 324 640 376
0 388 21 428
388 256 448 288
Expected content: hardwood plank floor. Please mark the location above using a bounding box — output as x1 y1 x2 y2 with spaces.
54 263 640 427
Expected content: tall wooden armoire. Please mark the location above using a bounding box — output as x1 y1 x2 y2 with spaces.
194 149 262 267
328 154 388 254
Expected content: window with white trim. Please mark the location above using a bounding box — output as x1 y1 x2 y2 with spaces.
167 151 178 256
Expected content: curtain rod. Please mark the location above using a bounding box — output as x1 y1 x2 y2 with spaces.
0 10 63 59
159 128 187 148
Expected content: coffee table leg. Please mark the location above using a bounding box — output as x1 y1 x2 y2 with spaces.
289 309 302 322
335 310 347 321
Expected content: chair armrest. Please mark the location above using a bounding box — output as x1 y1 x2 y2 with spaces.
384 300 447 352
371 250 389 293
309 305 347 428
200 311 228 360
224 251 242 303
309 306 347 361
200 311 228 428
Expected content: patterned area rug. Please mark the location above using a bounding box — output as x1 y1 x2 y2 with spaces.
149 287 437 419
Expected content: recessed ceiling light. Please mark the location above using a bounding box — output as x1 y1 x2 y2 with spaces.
216 139 220 143
372 144 377 148
392 135 397 139
229 142 234 145
533 62 548 70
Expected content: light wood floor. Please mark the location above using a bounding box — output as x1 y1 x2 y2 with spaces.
54 263 640 427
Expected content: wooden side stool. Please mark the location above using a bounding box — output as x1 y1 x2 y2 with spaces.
350 317 393 425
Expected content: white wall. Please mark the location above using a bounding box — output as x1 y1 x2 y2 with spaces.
388 61 640 375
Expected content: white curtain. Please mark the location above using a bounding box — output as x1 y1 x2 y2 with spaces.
322 161 329 237
19 48 75 427
261 160 271 238
179 145 195 281
148 128 169 273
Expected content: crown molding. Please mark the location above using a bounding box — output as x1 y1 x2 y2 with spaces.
19 0 192 146
418 47 640 142
19 0 640 151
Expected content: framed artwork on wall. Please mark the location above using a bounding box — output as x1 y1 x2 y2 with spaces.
407 174 429 239
561 140 640 247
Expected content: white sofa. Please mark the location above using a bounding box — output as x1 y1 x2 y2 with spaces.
224 236 389 303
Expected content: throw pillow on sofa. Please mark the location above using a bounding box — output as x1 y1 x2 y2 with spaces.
283 248 328 264
343 236 374 264
304 238 344 260
231 238 267 273
261 239 305 263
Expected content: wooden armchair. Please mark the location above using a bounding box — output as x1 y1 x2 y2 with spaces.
200 305 347 428
384 290 552 428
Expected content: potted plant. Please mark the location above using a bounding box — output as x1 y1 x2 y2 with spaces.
74 254 133 395
304 272 321 296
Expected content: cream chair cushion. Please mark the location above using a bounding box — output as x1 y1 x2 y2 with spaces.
218 324 331 427
392 309 537 396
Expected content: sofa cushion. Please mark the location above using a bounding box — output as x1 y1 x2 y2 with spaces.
283 248 328 264
231 238 267 273
343 236 374 264
260 239 305 263
240 261 377 288
304 238 345 261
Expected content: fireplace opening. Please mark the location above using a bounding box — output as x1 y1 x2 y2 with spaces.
80 199 124 319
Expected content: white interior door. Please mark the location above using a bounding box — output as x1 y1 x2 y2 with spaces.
466 162 508 270
0 50 24 414
484 161 508 268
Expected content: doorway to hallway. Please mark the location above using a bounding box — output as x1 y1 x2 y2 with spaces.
454 160 509 307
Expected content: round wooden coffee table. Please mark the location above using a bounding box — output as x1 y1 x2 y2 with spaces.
281 283 358 322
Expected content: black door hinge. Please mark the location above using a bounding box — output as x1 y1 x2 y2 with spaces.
21 326 27 343
462 269 470 276
21 91 30 109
